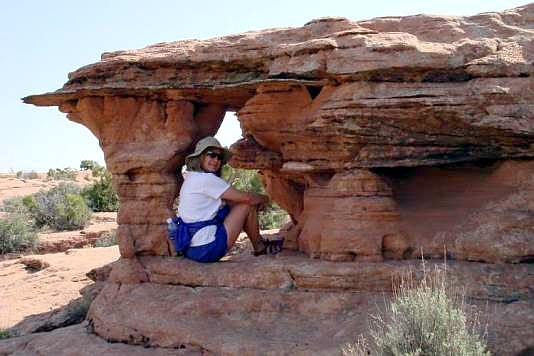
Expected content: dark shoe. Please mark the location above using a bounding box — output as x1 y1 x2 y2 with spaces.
253 238 284 256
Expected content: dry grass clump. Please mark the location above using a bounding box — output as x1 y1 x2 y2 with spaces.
343 263 490 356
20 256 50 271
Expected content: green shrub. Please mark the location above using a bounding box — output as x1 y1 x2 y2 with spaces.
259 203 290 230
94 230 117 247
65 298 91 324
91 165 105 177
2 196 30 214
22 195 37 212
222 165 290 229
82 172 119 212
30 183 92 230
0 328 12 339
47 168 76 181
0 212 38 254
343 266 490 356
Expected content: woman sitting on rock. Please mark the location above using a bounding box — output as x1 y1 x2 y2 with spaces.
168 136 283 263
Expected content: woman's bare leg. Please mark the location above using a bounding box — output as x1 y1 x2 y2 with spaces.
242 205 263 251
224 204 264 252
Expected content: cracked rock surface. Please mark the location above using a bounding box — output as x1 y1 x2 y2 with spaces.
87 253 534 355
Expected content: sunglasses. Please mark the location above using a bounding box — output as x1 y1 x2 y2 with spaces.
204 151 224 161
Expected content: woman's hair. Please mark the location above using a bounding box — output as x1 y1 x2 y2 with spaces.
185 156 202 172
185 153 222 177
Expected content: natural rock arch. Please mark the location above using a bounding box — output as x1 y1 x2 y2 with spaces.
19 6 534 354
26 5 534 263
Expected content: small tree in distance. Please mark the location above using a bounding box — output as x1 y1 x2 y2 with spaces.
80 160 119 212
80 160 105 177
79 160 99 171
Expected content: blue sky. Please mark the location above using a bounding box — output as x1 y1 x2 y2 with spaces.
0 0 528 172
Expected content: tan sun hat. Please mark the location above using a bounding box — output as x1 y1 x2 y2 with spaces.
185 136 232 165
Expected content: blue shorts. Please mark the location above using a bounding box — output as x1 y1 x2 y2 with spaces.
184 223 228 263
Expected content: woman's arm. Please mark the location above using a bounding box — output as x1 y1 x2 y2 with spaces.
221 186 269 206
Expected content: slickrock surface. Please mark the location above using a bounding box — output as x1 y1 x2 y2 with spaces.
36 213 117 254
0 247 119 329
0 323 196 355
1 250 533 355
88 254 534 355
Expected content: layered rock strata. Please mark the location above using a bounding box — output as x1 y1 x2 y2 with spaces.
24 4 534 262
86 255 534 355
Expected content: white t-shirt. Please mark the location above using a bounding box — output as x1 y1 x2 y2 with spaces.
177 171 231 247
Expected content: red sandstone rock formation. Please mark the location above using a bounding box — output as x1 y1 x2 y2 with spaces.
25 4 533 263
16 5 534 355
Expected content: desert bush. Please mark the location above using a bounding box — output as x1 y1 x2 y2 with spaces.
343 265 490 356
0 212 38 254
222 165 290 229
0 328 12 339
16 171 39 180
82 171 119 212
259 203 290 229
29 183 92 230
47 167 77 181
94 230 117 247
65 297 91 324
2 196 30 214
341 336 368 356
91 165 105 177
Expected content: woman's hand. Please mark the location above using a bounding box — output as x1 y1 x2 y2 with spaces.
249 192 269 206
251 193 269 211
221 187 269 208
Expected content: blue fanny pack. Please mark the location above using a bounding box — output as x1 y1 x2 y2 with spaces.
167 205 230 254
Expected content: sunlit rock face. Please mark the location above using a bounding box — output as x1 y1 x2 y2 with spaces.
25 4 534 262
19 5 534 355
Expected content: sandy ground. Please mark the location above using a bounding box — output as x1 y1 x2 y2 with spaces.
0 246 120 329
0 172 119 329
36 212 117 254
0 171 97 203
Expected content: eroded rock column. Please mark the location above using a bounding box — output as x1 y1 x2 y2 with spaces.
60 96 225 257
296 170 404 261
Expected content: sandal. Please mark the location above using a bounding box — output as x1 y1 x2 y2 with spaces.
253 237 285 256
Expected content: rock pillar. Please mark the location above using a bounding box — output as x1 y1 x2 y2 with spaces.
298 170 404 261
59 96 226 257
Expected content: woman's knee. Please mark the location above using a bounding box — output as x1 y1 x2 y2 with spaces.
233 203 251 215
224 204 249 234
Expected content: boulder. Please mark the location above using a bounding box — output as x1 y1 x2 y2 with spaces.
0 323 196 355
86 254 534 355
